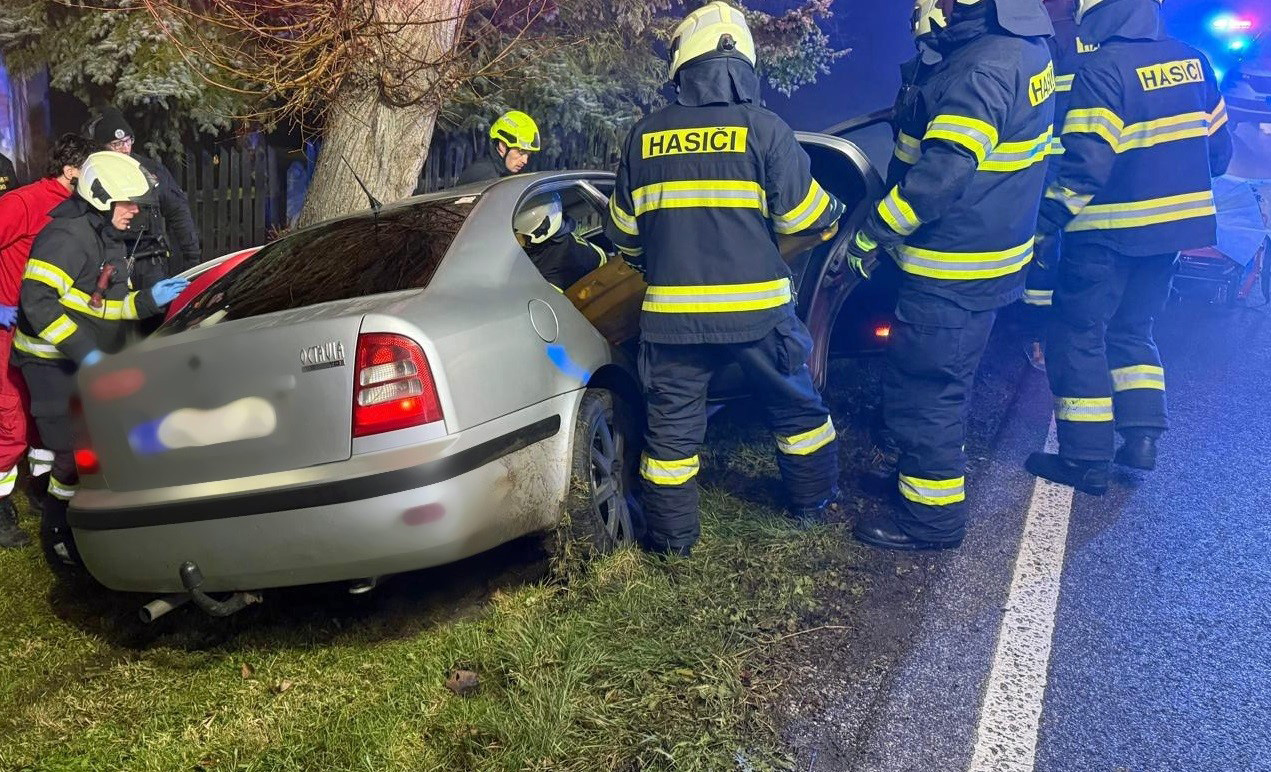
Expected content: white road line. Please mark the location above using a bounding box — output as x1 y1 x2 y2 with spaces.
967 419 1074 772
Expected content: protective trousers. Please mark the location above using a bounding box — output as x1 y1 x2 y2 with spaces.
0 327 50 496
884 287 997 543
1046 245 1174 462
1022 236 1059 337
639 316 838 551
18 360 80 561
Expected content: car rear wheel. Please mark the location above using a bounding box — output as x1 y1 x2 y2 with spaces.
549 389 641 572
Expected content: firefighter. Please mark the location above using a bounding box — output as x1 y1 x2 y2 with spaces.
88 107 203 286
1022 0 1085 370
513 192 606 290
841 0 1055 551
14 151 188 569
1025 0 1232 493
0 134 98 549
606 2 845 556
418 110 541 193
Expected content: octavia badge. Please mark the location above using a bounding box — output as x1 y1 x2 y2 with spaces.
300 340 345 371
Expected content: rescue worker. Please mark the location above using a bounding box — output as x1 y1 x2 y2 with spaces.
1025 0 1232 492
606 2 846 556
514 192 606 290
88 107 203 287
841 0 1055 551
0 153 17 194
420 110 541 193
0 134 98 549
14 152 188 569
1021 0 1084 369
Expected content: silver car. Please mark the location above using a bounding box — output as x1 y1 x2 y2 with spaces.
68 134 880 603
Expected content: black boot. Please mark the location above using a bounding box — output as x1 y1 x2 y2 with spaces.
861 442 900 496
39 495 81 571
24 473 49 512
1025 452 1109 495
852 509 962 552
1115 432 1158 471
0 497 30 548
789 487 841 526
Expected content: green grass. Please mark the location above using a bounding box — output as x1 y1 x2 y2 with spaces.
0 435 875 772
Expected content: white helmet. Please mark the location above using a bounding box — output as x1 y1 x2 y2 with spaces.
668 1 757 81
514 192 564 246
1076 0 1161 23
913 0 985 38
76 151 157 212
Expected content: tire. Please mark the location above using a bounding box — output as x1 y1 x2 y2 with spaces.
549 389 642 572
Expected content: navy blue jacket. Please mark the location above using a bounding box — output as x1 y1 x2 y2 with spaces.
605 58 844 345
1037 0 1232 255
866 10 1056 312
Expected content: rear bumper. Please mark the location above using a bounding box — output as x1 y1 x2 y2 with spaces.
70 398 575 593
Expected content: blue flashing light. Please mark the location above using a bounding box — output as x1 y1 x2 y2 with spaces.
1210 14 1254 34
1228 37 1250 53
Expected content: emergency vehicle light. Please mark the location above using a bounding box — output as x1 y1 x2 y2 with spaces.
1210 14 1254 33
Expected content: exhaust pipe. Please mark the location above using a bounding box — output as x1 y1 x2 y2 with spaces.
139 593 191 623
178 561 262 618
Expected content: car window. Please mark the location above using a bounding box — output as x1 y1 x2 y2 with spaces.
161 198 476 334
513 183 606 241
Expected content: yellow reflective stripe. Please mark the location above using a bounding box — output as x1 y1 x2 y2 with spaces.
894 131 922 165
877 187 922 236
1117 111 1211 151
58 289 134 320
896 238 1033 280
1063 107 1124 148
1023 289 1053 307
38 314 78 345
1046 183 1094 215
608 196 639 236
1110 364 1164 392
776 418 836 456
1067 191 1215 232
48 475 77 500
1055 74 1075 93
13 331 66 360
980 128 1054 172
642 278 791 314
631 180 767 216
774 179 832 235
1208 98 1228 135
640 454 700 486
1055 396 1114 422
899 474 966 506
924 114 999 163
123 292 142 320
617 244 644 257
23 260 74 294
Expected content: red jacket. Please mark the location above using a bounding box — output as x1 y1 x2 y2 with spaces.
0 177 70 306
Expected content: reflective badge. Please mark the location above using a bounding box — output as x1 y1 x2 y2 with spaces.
641 126 748 159
1029 61 1056 107
1136 59 1204 92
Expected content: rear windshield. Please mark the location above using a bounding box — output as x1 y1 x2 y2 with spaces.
161 198 476 334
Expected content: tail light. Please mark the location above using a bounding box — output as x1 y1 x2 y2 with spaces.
74 449 101 475
352 333 443 437
874 324 892 339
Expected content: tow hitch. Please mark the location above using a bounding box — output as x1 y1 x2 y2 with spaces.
177 561 263 618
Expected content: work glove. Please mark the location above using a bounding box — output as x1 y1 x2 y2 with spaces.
149 277 191 307
81 350 104 367
829 230 880 280
0 305 16 329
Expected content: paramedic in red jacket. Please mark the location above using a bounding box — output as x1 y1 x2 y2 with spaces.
0 134 96 549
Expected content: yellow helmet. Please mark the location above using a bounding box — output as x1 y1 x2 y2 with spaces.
913 0 986 38
76 151 157 212
668 1 757 81
490 110 541 152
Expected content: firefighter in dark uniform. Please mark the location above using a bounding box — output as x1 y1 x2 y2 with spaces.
514 192 606 290
1021 0 1085 368
1025 0 1232 493
419 110 541 193
605 1 845 556
841 0 1055 551
89 108 203 288
14 152 188 569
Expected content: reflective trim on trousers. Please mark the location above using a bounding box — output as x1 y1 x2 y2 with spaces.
640 453 701 486
898 474 966 507
1111 364 1165 392
896 238 1033 281
1067 191 1216 232
47 475 77 501
642 278 792 314
0 466 16 497
1023 289 1053 307
13 331 66 360
776 418 836 456
1055 396 1114 423
28 449 54 478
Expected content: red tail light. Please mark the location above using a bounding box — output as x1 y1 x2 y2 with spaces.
74 448 100 475
874 324 892 339
352 333 443 437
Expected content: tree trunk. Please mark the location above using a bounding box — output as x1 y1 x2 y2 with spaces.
297 0 469 227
